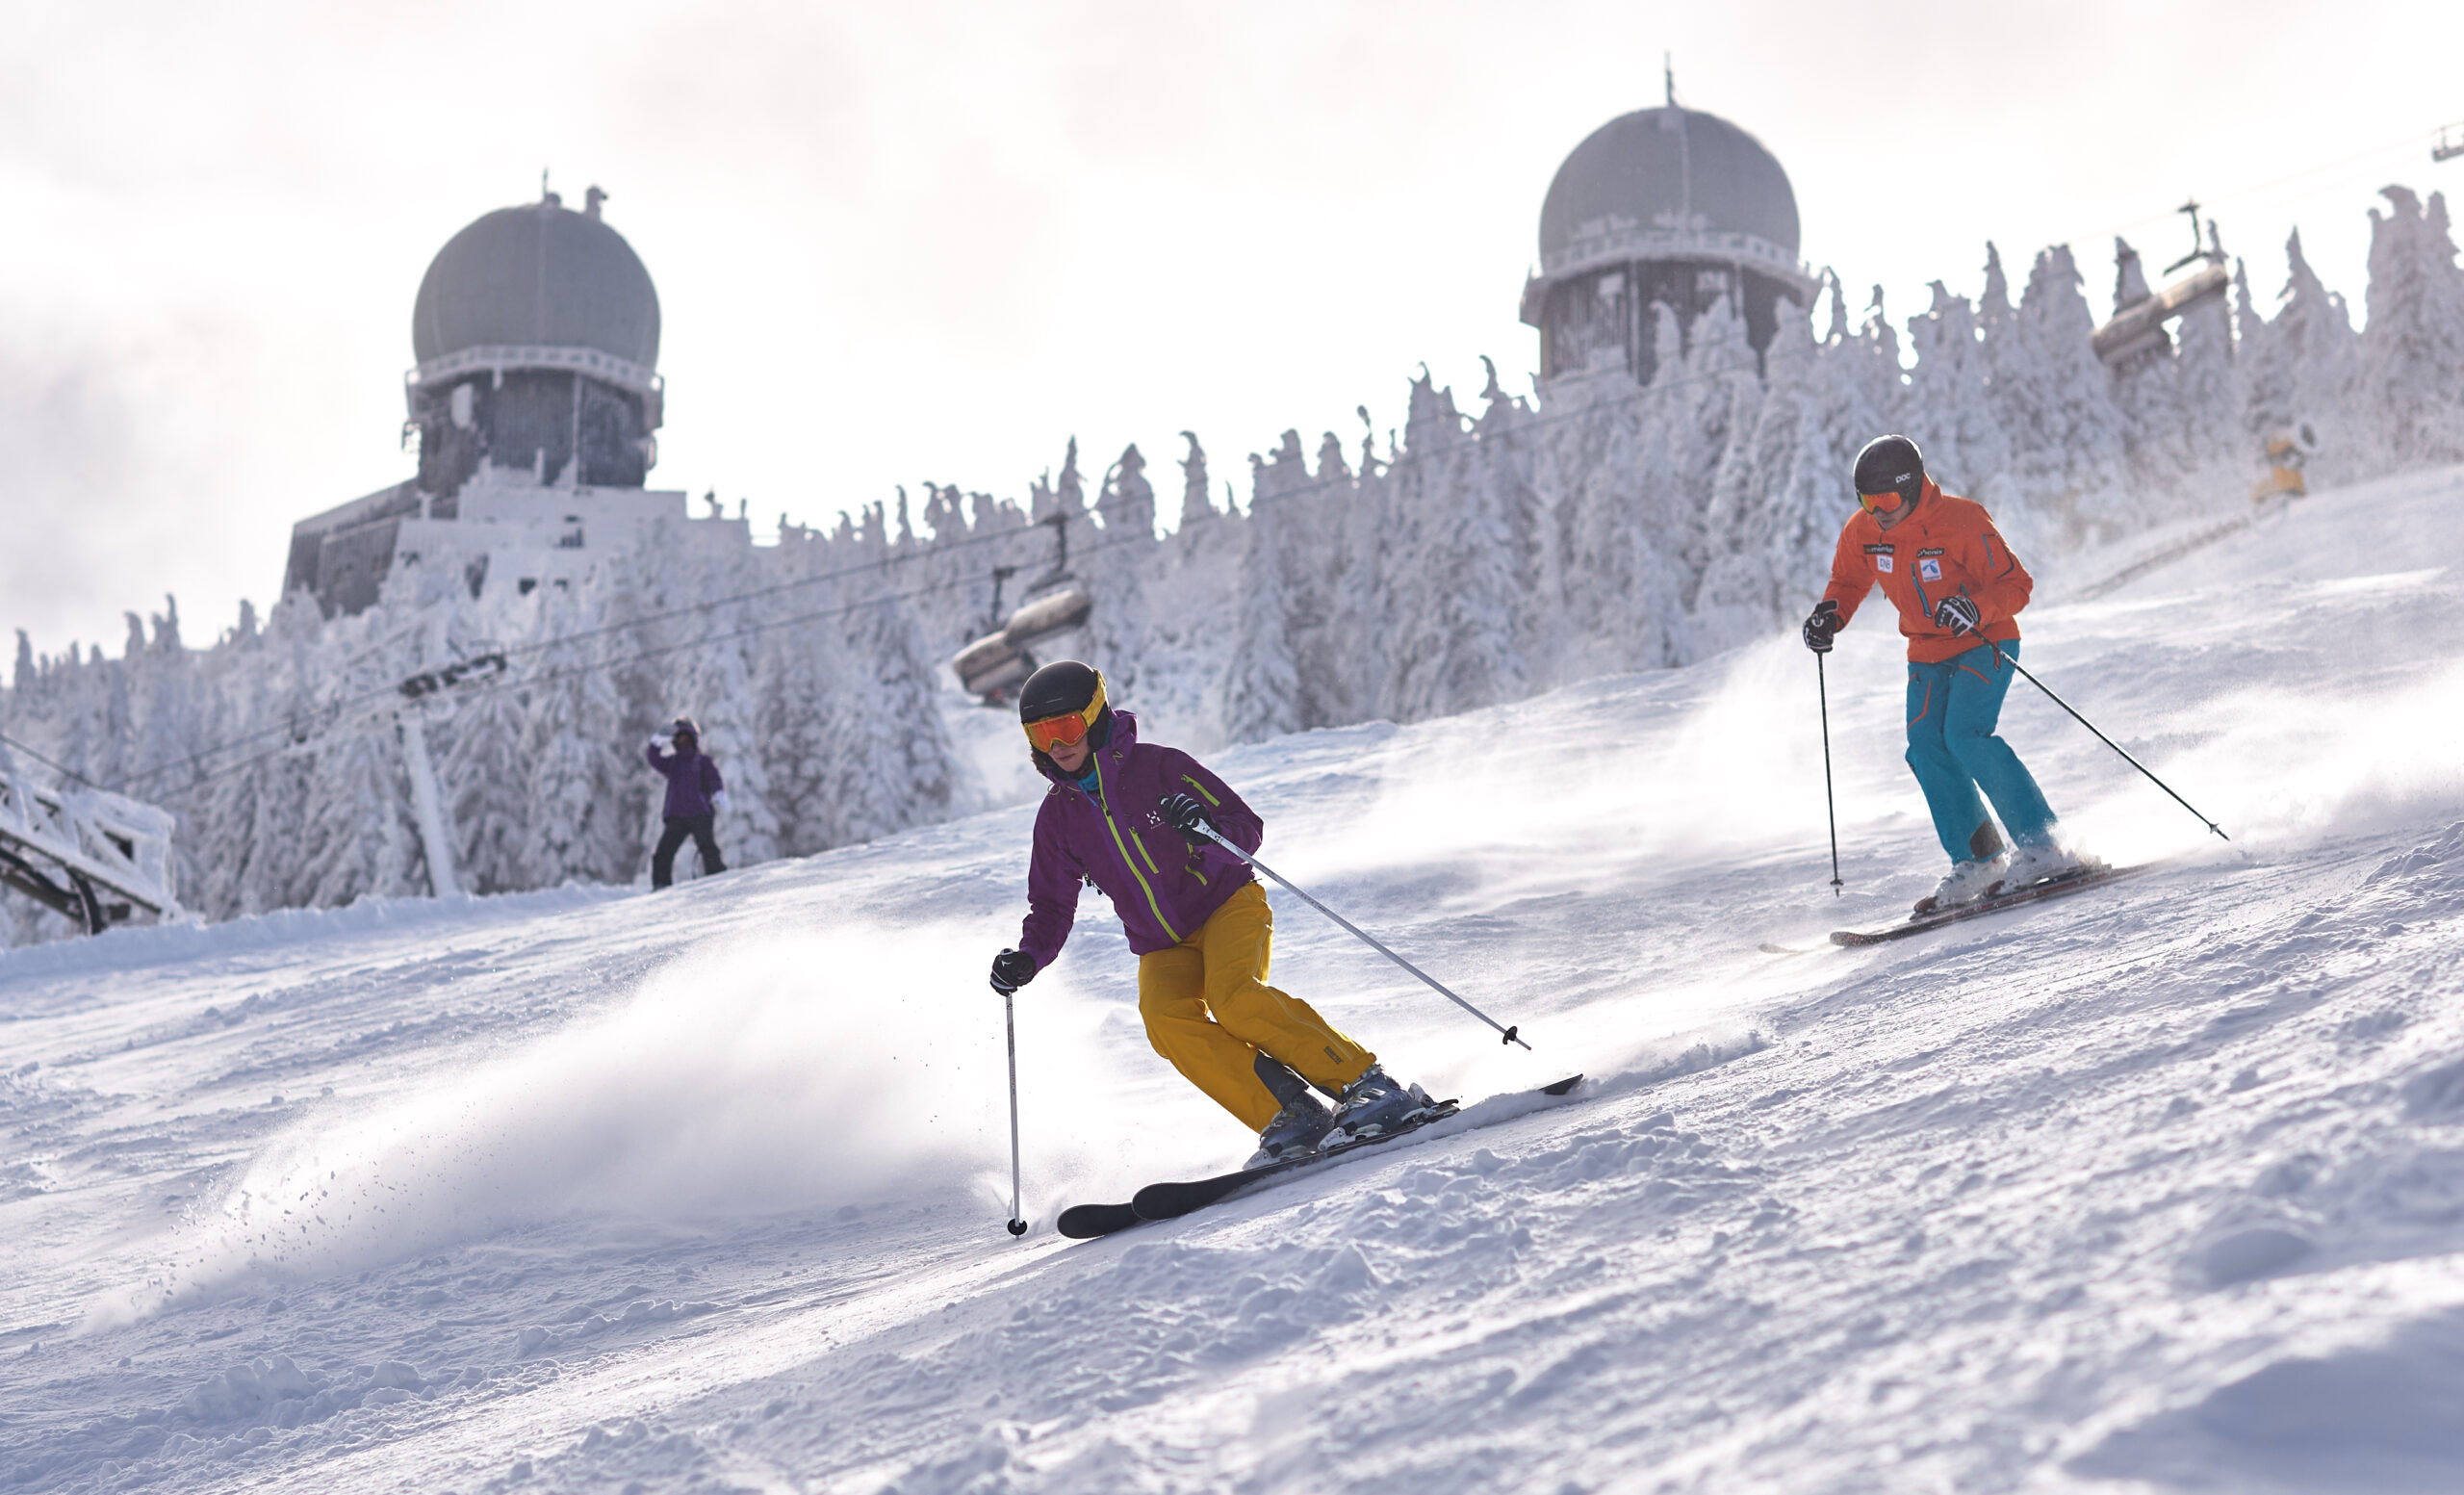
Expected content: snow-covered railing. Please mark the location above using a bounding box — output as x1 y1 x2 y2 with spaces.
1538 223 1815 293
407 344 662 400
0 766 182 931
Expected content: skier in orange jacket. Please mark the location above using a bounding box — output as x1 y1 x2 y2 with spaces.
1801 434 2082 912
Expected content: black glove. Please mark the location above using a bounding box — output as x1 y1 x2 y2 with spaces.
1157 792 1213 845
1933 592 1981 635
989 948 1037 995
1801 600 1840 654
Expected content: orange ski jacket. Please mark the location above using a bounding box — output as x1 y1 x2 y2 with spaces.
1819 480 2032 663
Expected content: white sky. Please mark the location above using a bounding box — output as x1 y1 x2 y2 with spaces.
4 0 2460 659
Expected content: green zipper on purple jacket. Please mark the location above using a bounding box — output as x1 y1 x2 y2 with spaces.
1092 752 1180 942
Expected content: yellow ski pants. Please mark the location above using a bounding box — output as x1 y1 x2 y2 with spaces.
1137 881 1375 1131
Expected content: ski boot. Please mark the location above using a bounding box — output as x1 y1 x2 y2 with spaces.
1322 1065 1434 1147
1245 1094 1335 1169
1998 839 2098 893
1913 856 2006 915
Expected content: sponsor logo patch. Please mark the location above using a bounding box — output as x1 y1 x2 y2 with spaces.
1919 556 1942 580
1876 554 1894 573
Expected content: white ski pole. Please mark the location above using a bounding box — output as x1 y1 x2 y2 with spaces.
1002 988 1028 1237
1190 823 1531 1049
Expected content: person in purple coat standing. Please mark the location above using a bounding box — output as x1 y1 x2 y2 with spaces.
646 716 729 889
988 660 1432 1167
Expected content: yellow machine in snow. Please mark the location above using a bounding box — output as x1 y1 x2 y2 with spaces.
2253 423 2321 502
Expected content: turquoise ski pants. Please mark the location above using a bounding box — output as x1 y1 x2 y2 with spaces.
1905 640 2057 864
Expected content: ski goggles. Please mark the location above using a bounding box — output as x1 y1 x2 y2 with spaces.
1022 676 1109 753
1857 486 1909 515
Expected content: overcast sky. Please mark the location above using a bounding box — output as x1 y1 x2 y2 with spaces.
4 0 2460 659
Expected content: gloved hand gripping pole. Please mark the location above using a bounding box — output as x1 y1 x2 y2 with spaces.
1190 823 1531 1050
1003 989 1027 1237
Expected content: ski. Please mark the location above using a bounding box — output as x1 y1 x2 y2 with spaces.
1056 1074 1582 1239
1829 862 2154 946
1054 1201 1142 1238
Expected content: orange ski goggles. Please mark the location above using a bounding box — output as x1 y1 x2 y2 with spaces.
1022 675 1109 753
1858 487 1908 515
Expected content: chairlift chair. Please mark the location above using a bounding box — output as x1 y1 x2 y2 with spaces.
952 512 1097 703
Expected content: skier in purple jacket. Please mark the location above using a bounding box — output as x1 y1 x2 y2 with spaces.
646 716 729 889
988 661 1430 1166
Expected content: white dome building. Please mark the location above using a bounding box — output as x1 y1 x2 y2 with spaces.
284 186 736 618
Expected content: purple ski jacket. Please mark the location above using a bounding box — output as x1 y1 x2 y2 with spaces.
1016 709 1262 968
646 742 725 819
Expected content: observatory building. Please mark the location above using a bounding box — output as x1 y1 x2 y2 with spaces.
1521 77 1816 386
284 185 740 617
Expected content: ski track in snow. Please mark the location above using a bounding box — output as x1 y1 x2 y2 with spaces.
4 466 2464 1492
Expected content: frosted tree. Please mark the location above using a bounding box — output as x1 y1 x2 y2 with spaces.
1902 279 2014 499
1999 246 2132 539
438 679 533 895
2169 221 2243 477
817 585 960 845
1702 310 1864 629
1220 455 1303 742
1081 443 1162 703
519 593 633 887
755 607 846 860
1175 432 1216 527
2358 186 2464 469
680 622 781 870
2106 238 2200 495
294 716 416 907
2243 228 2361 480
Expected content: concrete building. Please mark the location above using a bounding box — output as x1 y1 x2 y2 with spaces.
1522 76 1816 386
284 185 741 616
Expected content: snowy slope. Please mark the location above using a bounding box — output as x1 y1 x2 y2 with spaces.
5 466 2464 1494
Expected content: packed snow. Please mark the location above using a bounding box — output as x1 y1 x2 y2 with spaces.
5 461 2464 1492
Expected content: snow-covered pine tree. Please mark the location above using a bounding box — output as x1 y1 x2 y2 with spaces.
1220 451 1303 743
2003 245 2133 541
1903 279 2014 502
2107 238 2200 501
817 578 959 846
518 587 633 888
755 597 846 861
2357 186 2464 470
1176 432 1216 528
2243 228 2362 485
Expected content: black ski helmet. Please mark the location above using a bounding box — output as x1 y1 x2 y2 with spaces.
1018 660 1101 725
1017 659 1113 759
1852 434 1925 507
670 715 702 739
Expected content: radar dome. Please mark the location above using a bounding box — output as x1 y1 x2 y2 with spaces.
1520 95 1814 387
1539 107 1802 277
411 194 661 371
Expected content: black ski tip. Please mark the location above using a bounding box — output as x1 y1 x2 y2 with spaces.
1056 1202 1142 1239
1006 1218 1029 1237
1542 1073 1583 1096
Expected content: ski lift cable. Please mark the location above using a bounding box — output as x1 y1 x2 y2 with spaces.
112 516 1098 791
0 732 108 792
163 532 1160 791
2104 124 2444 237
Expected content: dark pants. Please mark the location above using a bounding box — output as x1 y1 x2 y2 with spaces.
652 814 725 889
